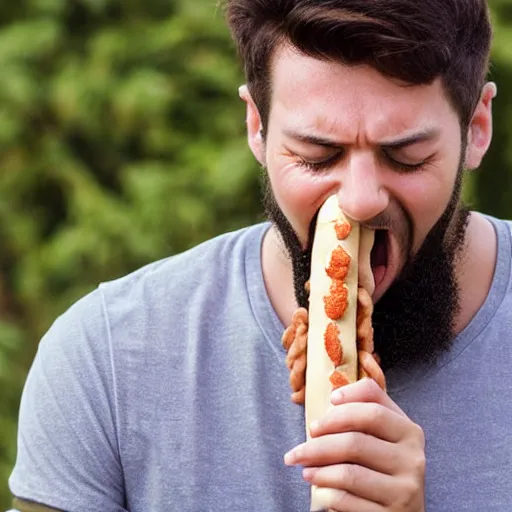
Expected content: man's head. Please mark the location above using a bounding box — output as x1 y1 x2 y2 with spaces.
224 0 495 369
226 0 492 136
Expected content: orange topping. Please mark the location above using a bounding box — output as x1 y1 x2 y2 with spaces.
281 308 309 405
335 221 352 240
324 280 348 320
324 322 343 366
326 246 351 281
330 370 350 390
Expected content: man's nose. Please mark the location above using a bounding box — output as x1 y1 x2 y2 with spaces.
336 153 389 222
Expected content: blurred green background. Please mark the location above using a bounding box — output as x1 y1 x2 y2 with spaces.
0 0 511 507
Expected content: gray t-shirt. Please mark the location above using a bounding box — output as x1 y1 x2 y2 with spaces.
9 217 512 511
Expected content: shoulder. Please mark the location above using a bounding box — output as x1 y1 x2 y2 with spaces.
483 214 512 312
23 222 271 400
9 224 269 510
98 222 268 313
25 223 268 379
486 214 512 253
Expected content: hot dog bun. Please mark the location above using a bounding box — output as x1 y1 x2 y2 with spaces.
280 195 385 510
305 195 361 427
305 195 375 511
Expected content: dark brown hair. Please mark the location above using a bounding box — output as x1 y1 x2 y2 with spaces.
224 0 492 133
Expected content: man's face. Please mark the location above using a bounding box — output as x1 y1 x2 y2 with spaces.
245 45 481 369
260 45 464 301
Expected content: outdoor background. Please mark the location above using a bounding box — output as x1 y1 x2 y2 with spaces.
0 0 511 507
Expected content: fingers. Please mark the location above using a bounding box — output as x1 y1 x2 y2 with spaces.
358 351 386 391
291 387 305 404
319 379 425 452
290 377 427 511
304 464 392 506
310 485 385 512
309 401 411 444
305 464 425 511
285 432 401 475
330 377 406 417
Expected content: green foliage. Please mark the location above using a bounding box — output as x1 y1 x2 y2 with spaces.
0 0 511 508
466 2 512 217
0 0 261 506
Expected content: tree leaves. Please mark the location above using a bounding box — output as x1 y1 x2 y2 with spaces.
0 0 258 506
0 0 510 508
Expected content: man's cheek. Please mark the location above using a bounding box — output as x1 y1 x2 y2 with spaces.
272 178 315 240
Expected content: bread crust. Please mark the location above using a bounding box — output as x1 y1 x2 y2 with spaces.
305 195 376 511
305 195 360 431
280 195 385 511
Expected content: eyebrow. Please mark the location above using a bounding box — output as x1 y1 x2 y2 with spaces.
283 128 440 149
380 129 441 149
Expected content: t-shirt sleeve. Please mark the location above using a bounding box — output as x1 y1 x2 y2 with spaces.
9 289 127 512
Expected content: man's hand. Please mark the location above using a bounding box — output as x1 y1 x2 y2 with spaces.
284 378 426 512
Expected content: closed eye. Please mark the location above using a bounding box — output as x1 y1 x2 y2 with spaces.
296 152 343 172
295 150 431 173
382 151 429 173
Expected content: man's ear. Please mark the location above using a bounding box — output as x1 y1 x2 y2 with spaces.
464 82 497 170
239 85 265 165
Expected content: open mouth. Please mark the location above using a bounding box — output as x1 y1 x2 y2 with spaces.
371 229 389 292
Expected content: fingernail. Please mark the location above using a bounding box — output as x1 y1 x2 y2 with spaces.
331 388 344 402
309 420 320 433
302 467 316 481
284 450 296 465
284 444 303 465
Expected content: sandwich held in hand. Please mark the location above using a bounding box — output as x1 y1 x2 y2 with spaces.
281 195 386 511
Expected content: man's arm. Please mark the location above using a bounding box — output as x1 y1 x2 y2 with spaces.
9 289 127 512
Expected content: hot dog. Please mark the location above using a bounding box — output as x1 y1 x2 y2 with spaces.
281 195 386 511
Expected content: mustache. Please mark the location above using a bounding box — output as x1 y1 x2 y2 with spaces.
307 205 413 261
361 213 398 231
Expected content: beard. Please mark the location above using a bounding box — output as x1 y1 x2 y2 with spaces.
262 162 470 371
372 170 469 370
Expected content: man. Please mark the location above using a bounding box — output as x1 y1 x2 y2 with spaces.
9 0 512 511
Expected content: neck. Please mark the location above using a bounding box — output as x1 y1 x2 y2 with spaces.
261 226 298 327
452 212 498 335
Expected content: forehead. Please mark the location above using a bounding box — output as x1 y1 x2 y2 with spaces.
269 45 458 140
